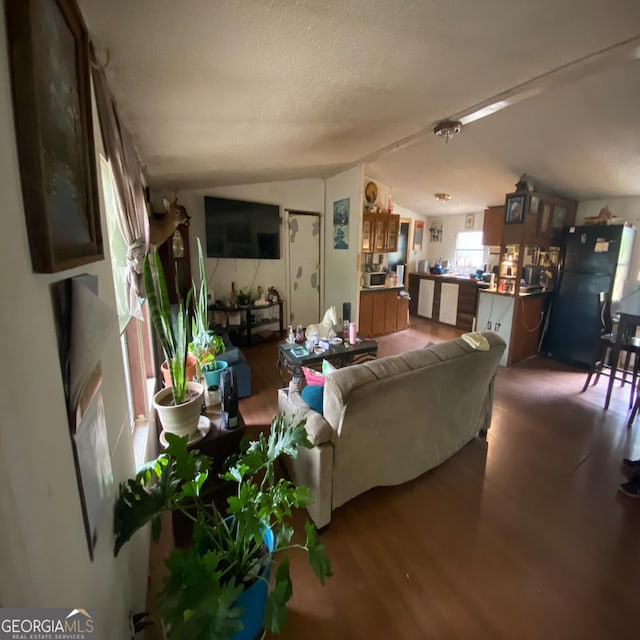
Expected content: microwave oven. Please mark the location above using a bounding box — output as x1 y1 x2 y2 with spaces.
363 271 387 288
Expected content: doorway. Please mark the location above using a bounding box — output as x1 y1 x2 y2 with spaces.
287 211 321 327
387 218 411 286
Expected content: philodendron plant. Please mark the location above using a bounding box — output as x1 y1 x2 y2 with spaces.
189 238 225 379
113 415 332 639
143 249 192 405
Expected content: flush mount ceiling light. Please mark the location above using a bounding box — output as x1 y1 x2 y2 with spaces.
434 193 452 203
433 120 462 143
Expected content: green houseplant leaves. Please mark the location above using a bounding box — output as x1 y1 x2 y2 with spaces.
114 415 332 639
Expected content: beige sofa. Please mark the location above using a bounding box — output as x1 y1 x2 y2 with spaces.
278 332 505 528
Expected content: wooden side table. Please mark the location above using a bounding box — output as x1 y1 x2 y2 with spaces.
169 403 246 547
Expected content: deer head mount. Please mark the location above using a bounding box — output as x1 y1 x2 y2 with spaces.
148 197 190 248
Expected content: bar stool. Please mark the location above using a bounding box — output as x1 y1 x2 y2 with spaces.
582 292 640 409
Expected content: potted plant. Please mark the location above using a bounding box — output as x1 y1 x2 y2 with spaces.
190 239 227 389
113 415 331 639
144 249 204 438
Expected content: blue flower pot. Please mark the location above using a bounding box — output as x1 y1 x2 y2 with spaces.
232 525 274 640
202 360 228 389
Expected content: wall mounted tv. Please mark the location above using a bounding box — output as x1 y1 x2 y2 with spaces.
204 196 281 260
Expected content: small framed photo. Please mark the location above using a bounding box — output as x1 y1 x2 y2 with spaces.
465 214 475 229
529 195 540 215
505 194 525 224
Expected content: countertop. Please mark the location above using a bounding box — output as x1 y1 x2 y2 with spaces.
478 288 553 298
409 272 489 287
360 284 406 293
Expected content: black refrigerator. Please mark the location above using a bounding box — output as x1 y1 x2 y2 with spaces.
541 224 635 366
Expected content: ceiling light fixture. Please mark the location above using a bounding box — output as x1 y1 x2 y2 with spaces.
433 120 462 143
434 193 452 203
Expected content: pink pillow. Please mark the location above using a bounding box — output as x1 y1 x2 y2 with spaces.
302 366 325 387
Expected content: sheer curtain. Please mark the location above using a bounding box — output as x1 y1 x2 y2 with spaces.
91 56 149 318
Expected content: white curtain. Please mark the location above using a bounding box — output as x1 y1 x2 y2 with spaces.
91 56 149 318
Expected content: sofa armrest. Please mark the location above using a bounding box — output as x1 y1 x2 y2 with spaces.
277 388 332 446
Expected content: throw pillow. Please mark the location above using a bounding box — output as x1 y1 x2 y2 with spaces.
302 366 326 387
322 359 337 375
301 384 324 414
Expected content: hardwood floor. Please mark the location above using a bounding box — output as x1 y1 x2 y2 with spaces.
150 318 640 639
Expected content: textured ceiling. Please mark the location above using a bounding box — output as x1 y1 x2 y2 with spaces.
78 0 640 215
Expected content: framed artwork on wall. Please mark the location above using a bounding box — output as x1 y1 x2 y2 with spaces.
413 221 424 250
505 194 525 224
6 0 103 272
333 198 350 249
465 214 475 229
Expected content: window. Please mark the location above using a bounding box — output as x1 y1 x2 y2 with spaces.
455 230 484 273
99 156 155 461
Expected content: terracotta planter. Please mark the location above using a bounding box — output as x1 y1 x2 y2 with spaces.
153 381 204 438
161 354 198 388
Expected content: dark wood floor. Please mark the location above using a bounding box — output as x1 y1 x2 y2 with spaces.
151 318 640 639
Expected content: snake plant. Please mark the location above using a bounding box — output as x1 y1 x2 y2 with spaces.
189 238 225 379
143 249 192 405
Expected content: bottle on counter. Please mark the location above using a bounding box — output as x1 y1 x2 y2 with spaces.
349 322 357 345
287 325 295 344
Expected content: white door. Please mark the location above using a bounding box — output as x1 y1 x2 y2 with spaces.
417 279 434 318
439 283 459 325
288 211 321 327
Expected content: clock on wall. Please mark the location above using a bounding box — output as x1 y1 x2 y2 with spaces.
365 181 378 205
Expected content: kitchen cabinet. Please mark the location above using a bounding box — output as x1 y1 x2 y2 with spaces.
483 205 504 246
476 291 514 367
363 213 401 253
439 283 459 325
359 287 407 337
501 190 577 247
409 273 480 332
362 213 373 252
417 279 435 318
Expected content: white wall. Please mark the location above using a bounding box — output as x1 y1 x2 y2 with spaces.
0 13 145 636
325 166 363 324
577 197 640 280
158 179 325 325
426 211 485 270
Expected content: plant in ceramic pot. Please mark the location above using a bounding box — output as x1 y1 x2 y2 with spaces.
190 239 227 389
144 249 204 438
113 415 332 640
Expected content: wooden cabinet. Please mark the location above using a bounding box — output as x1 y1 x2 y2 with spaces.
362 213 373 252
363 213 401 253
501 191 577 247
417 279 435 318
483 205 504 246
359 292 374 335
385 215 400 253
359 288 407 337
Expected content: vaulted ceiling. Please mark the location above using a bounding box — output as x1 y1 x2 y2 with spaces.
78 0 640 215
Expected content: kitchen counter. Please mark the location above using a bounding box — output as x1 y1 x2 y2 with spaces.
408 272 480 331
360 284 405 293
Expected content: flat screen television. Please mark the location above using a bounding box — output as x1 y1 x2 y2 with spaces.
204 196 281 259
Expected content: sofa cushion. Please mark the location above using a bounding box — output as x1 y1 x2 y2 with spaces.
301 385 324 414
282 389 332 445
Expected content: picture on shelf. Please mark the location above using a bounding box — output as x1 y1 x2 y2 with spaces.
505 194 525 224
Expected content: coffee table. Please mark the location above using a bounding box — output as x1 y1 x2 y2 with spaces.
277 337 378 383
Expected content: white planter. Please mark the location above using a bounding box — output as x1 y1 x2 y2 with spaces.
154 381 204 438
